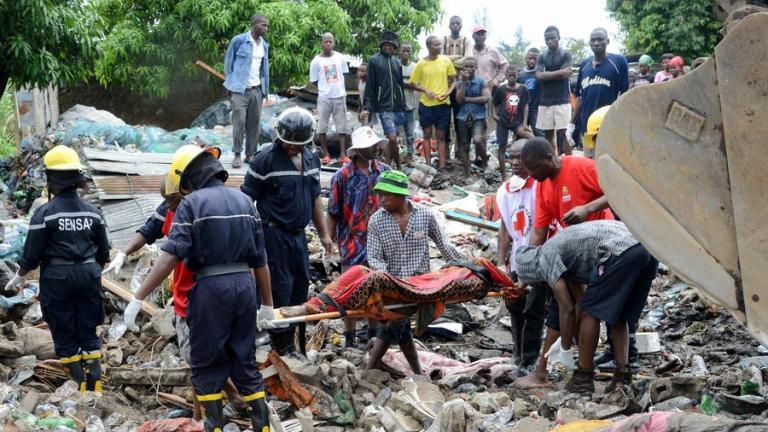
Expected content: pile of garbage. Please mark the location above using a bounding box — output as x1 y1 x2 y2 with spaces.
2 244 768 432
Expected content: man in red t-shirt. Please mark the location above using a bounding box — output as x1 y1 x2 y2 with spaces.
515 137 614 388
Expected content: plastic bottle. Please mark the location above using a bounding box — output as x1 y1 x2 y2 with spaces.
36 417 78 429
85 414 107 432
10 408 38 426
700 390 718 415
222 423 240 432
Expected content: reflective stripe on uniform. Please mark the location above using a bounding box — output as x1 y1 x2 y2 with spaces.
172 214 259 228
28 223 46 230
197 392 225 401
43 211 104 224
247 167 320 180
60 354 83 364
152 211 166 222
81 351 101 360
242 390 266 402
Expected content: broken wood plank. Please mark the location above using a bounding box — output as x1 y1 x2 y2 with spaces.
444 210 500 231
157 392 192 409
101 278 159 316
109 367 190 386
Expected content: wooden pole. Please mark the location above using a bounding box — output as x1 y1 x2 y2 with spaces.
194 60 225 81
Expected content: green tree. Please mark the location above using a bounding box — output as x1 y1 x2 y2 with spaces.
606 0 722 60
93 0 441 98
564 37 590 64
0 1 99 100
498 25 530 68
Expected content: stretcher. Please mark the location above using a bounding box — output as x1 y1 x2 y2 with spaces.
269 258 520 333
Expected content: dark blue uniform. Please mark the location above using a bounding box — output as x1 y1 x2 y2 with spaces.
162 178 267 398
20 191 110 358
136 203 168 244
241 144 320 355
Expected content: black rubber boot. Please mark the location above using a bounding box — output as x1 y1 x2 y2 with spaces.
200 399 225 432
82 351 102 392
62 358 85 391
248 396 270 432
628 333 640 365
344 330 356 348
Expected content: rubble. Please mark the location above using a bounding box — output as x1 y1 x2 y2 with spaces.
2 104 768 431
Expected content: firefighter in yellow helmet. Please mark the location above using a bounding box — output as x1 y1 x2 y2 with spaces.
122 144 273 432
5 145 110 392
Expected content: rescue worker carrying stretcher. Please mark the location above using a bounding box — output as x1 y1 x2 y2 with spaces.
6 145 110 392
121 145 273 432
242 107 334 356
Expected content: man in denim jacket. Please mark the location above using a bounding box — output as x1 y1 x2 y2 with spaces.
224 13 270 168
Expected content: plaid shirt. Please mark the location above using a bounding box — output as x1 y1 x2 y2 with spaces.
473 45 508 85
367 202 462 278
327 160 390 266
515 220 639 287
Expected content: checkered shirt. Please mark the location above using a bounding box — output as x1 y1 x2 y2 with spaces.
515 220 639 287
367 202 462 278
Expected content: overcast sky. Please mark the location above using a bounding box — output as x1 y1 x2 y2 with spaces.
418 0 623 53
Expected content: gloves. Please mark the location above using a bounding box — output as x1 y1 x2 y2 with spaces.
545 337 576 370
4 271 25 292
566 123 576 147
123 297 142 332
102 251 127 275
257 305 288 330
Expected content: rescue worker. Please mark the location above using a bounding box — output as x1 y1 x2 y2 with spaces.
122 145 273 432
5 145 110 392
242 107 334 356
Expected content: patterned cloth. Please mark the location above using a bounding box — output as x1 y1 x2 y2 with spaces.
515 220 639 287
367 202 462 278
327 160 390 266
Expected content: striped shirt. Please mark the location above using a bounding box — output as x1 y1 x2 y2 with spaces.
515 220 639 287
367 202 462 278
473 45 508 85
442 35 472 59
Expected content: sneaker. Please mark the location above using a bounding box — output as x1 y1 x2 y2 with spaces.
594 350 615 366
565 368 595 395
321 155 332 165
232 154 242 168
597 359 640 373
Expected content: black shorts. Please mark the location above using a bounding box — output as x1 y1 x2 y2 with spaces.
496 123 523 150
377 320 413 345
579 244 658 326
546 290 560 331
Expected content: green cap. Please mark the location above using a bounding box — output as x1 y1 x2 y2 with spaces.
639 54 653 67
374 170 410 196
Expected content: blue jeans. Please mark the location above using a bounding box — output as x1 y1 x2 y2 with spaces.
402 109 416 154
378 111 406 136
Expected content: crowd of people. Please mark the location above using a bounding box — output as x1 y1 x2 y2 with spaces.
1 12 694 432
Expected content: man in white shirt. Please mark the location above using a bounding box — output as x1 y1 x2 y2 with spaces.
310 33 350 164
223 13 270 168
497 139 551 375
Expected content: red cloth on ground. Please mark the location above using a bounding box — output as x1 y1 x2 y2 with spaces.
162 209 196 318
534 155 614 229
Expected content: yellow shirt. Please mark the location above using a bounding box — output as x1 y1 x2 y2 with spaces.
410 55 456 107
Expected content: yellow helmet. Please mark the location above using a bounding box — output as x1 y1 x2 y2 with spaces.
165 144 221 194
43 145 85 171
584 105 611 150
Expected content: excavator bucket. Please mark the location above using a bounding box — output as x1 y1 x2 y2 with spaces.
596 12 768 347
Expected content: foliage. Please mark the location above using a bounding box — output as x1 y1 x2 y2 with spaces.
497 26 530 68
564 38 590 65
0 0 100 101
93 0 442 98
606 0 722 61
0 85 17 158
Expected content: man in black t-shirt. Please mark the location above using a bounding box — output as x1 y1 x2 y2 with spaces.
492 65 533 181
535 26 573 155
518 47 543 137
